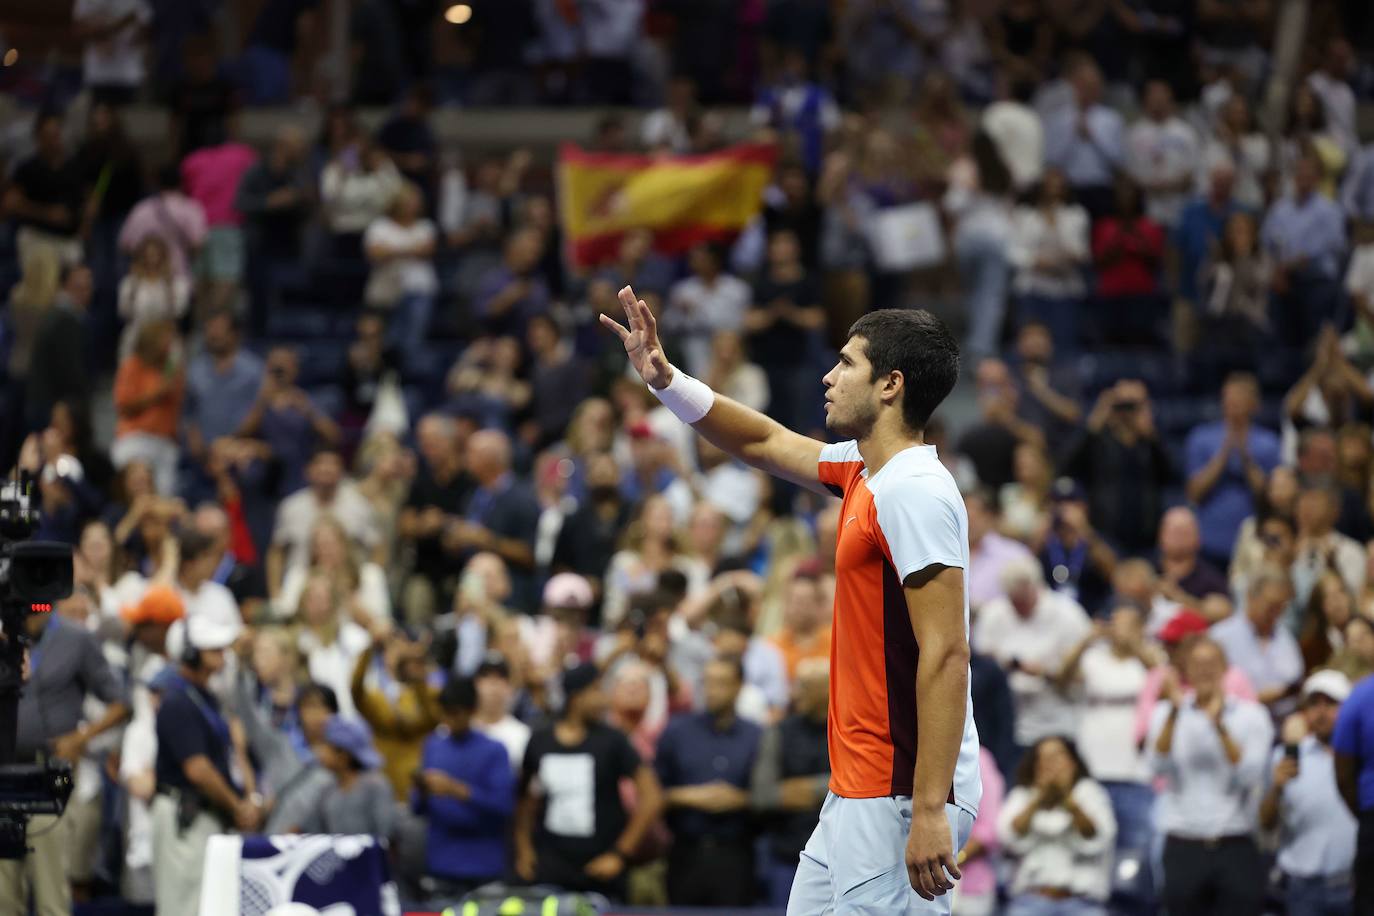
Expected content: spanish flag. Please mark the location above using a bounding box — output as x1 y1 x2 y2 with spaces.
557 142 777 268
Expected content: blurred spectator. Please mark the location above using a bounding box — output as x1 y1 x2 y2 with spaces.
657 656 762 906
603 494 707 628
351 627 439 799
25 266 94 434
364 182 438 354
971 649 1019 782
118 237 189 359
998 442 1053 545
1306 37 1359 158
837 0 941 107
277 512 389 621
527 314 593 449
76 102 144 293
118 164 208 282
445 336 531 429
1185 372 1280 567
1293 479 1367 602
973 556 1091 751
236 125 314 324
643 76 697 154
472 653 531 771
1090 179 1166 346
1127 80 1201 228
398 414 472 620
1231 469 1301 598
953 747 1005 916
596 229 675 301
4 111 84 266
703 330 771 415
1176 158 1243 307
299 716 395 838
1198 211 1270 370
1058 603 1159 784
966 487 1035 611
294 573 370 719
1202 95 1270 211
1211 568 1303 716
474 227 550 340
745 228 825 430
238 0 320 105
112 320 184 495
550 452 630 605
449 429 541 612
997 736 1117 914
73 0 152 104
1063 380 1172 556
1329 615 1374 683
1008 171 1091 354
268 446 380 593
180 116 257 312
664 243 751 378
1037 478 1117 615
414 677 515 896
321 132 402 259
947 131 1016 363
515 664 661 899
1148 637 1273 916
169 35 240 157
1043 59 1123 218
184 309 265 465
768 569 830 683
1284 326 1374 433
1260 670 1357 915
338 311 401 443
1156 506 1230 608
1264 150 1348 342
1344 222 1374 371
378 85 438 201
751 49 840 177
236 346 341 499
750 656 828 907
959 359 1047 492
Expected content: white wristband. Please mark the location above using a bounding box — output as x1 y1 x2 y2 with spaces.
649 367 715 424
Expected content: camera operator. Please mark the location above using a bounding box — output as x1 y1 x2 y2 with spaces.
0 604 129 916
152 614 261 916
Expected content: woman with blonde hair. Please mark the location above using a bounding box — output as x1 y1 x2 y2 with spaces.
118 236 189 358
277 514 391 622
295 573 371 719
6 244 61 386
601 494 707 627
1299 570 1357 671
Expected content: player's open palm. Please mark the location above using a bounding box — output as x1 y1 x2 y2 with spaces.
600 285 672 390
905 809 960 901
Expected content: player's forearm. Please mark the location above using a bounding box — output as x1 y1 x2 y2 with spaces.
911 637 970 812
687 388 824 493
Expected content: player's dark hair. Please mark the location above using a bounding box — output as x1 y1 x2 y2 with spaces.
439 677 477 713
848 310 960 432
1014 735 1091 788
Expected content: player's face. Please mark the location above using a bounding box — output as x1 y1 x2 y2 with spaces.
822 338 881 439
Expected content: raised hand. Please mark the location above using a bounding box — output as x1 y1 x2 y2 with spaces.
600 286 673 390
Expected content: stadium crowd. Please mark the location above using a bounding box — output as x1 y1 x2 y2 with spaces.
5 0 1374 914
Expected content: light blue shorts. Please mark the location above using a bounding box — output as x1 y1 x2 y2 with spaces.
787 793 975 916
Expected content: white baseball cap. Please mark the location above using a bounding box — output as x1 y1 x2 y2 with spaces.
185 612 242 652
1302 669 1352 704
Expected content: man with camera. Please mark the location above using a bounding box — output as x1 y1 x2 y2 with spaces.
152 614 261 916
0 602 129 916
1260 670 1357 916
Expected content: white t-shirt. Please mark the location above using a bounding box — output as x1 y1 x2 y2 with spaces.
276 561 391 621
663 274 751 377
299 622 371 719
973 590 1091 745
1127 116 1201 227
74 0 152 88
1076 644 1150 782
363 217 439 306
475 715 532 772
271 483 381 575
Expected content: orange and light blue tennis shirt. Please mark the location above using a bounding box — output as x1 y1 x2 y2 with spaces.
817 441 982 817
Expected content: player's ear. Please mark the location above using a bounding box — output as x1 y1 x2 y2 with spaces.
881 370 904 405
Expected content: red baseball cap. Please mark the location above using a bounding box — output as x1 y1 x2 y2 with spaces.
1158 608 1209 644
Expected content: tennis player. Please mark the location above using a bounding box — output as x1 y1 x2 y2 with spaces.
602 286 980 914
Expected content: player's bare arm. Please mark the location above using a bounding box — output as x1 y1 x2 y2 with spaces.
601 285 829 494
903 564 969 900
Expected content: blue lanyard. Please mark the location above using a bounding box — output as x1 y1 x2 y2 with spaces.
167 672 232 746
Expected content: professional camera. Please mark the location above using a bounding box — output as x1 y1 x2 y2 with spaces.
0 476 74 859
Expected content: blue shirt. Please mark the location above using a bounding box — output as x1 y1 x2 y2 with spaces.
1261 191 1348 280
1184 421 1281 560
1333 675 1374 812
1174 196 1243 301
185 349 265 444
413 727 515 881
655 712 761 840
1209 612 1304 699
1268 737 1357 878
155 671 236 793
1043 105 1124 188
